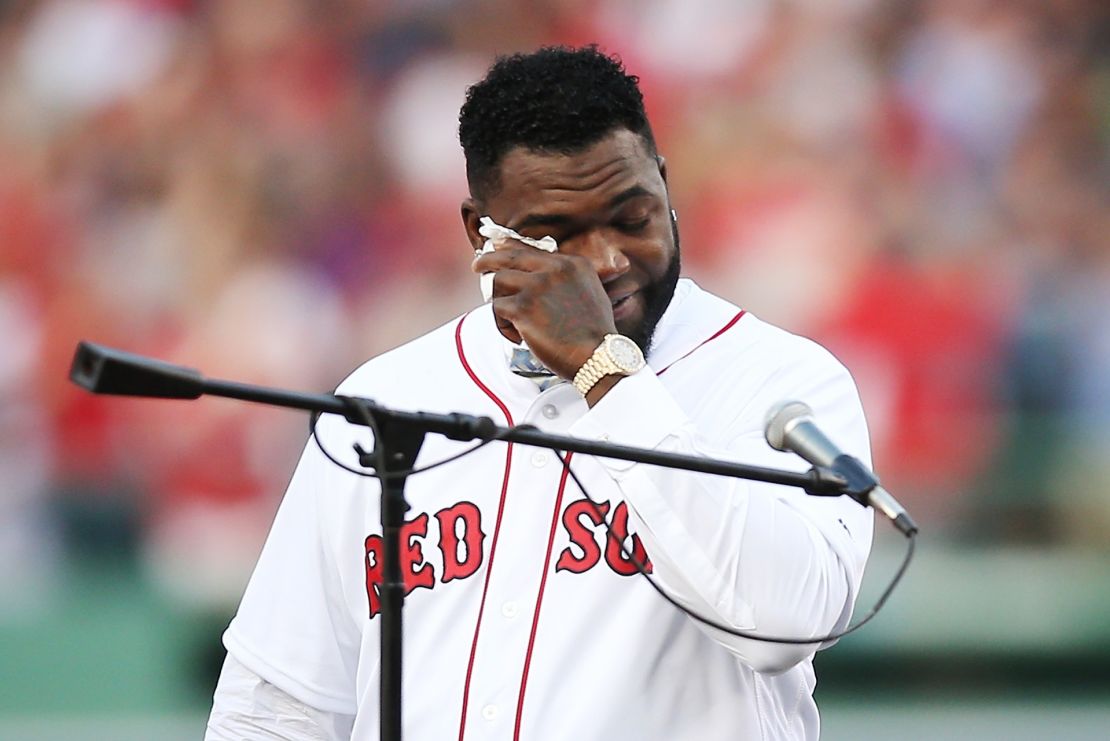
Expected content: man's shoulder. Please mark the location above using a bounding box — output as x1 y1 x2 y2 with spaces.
735 313 847 372
334 309 480 398
668 285 864 442
666 282 849 379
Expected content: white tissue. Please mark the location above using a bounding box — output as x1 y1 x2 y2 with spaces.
476 216 558 302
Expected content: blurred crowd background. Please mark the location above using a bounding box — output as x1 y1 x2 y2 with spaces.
0 0 1107 737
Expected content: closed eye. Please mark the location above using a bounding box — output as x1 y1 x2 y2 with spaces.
615 217 650 233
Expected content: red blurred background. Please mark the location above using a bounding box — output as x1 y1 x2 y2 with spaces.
0 0 1107 735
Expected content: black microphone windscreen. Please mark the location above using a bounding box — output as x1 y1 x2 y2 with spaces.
69 341 204 399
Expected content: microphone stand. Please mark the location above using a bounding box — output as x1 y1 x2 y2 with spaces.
69 341 853 741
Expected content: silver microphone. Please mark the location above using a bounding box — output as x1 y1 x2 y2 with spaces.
764 401 918 536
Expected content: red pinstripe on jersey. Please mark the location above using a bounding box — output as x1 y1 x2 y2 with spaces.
657 310 746 376
454 305 746 738
510 309 746 735
513 453 574 741
454 312 515 741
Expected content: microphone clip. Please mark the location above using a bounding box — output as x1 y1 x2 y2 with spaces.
803 466 850 497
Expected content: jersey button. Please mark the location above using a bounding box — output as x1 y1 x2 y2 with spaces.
541 404 559 419
481 704 499 721
501 601 519 619
530 451 549 468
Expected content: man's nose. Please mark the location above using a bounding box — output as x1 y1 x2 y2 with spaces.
569 229 631 284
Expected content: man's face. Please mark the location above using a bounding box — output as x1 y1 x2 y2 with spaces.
463 128 680 353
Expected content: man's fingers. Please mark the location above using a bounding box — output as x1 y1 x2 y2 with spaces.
489 296 524 344
483 267 533 299
472 242 556 274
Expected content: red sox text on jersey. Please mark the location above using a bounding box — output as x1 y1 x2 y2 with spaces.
364 498 653 618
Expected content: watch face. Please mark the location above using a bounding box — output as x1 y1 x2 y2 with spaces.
607 335 645 372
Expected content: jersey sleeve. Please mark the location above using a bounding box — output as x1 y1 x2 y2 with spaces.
567 347 875 674
206 652 355 740
221 435 364 715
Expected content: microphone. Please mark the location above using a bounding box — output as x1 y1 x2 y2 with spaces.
764 401 918 536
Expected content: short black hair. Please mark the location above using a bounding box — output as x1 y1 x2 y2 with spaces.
458 45 656 201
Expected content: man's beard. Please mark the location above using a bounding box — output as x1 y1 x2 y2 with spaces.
622 219 681 356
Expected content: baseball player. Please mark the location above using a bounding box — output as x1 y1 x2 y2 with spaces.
206 46 874 740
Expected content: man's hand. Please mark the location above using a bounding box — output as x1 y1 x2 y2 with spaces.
472 240 616 380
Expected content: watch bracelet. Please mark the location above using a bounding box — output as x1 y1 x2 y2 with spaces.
573 352 613 396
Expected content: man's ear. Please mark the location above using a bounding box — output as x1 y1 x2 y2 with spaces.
656 154 668 185
461 198 485 252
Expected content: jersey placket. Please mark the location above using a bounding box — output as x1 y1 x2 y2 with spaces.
458 383 585 740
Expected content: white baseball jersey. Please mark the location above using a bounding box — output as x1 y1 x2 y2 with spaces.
211 279 875 740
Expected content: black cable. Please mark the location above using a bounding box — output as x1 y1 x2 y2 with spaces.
340 397 386 480
309 409 378 478
310 407 914 645
553 449 916 646
308 406 509 480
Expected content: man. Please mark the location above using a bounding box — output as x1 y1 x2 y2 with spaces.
207 46 873 740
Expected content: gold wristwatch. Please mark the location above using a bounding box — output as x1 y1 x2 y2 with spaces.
572 334 646 397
